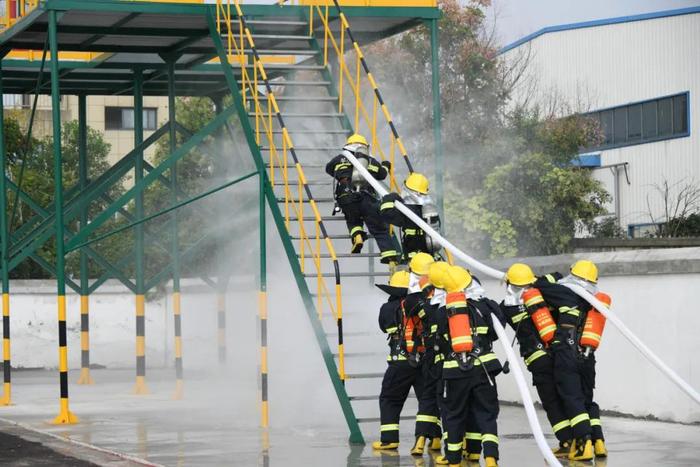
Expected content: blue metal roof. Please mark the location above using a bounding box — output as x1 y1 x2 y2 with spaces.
499 6 700 54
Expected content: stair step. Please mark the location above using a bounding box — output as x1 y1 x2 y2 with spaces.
299 253 381 258
357 416 414 423
290 234 359 240
276 198 335 203
243 64 325 71
251 34 313 41
268 129 347 134
250 112 344 118
346 372 384 379
246 20 308 27
267 80 331 86
261 146 337 151
350 394 415 401
272 180 331 186
268 164 327 169
304 271 391 278
291 216 344 221
275 96 337 101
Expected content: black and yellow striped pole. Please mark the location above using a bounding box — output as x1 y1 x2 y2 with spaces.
167 61 184 400
133 68 149 395
76 95 94 386
259 167 269 428
49 10 78 424
0 60 11 405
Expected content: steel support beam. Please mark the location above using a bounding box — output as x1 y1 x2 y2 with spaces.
48 8 77 425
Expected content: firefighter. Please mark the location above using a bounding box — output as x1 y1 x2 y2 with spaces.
410 260 452 456
502 263 574 457
379 172 442 263
536 260 609 460
434 266 501 467
372 254 437 452
325 134 398 265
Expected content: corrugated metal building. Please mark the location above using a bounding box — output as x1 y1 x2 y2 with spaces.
500 7 699 236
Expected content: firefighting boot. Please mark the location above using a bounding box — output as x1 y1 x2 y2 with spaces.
552 440 572 458
372 441 399 450
351 232 365 253
388 260 399 275
485 457 498 467
465 452 481 462
569 436 594 461
594 439 608 457
410 436 426 456
432 456 456 466
429 437 441 451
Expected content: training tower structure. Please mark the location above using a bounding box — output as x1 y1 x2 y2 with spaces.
0 0 442 442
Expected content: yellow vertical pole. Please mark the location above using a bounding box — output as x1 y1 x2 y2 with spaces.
173 291 183 399
133 294 149 394
354 53 360 131
0 294 10 405
76 296 94 384
338 26 344 113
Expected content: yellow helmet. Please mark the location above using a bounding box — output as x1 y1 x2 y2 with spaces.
505 263 536 286
389 270 410 288
428 261 450 289
346 133 368 147
376 270 409 296
408 252 434 275
570 260 598 284
443 265 473 293
404 172 429 194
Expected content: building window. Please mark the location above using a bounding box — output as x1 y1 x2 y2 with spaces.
105 107 157 131
585 92 689 151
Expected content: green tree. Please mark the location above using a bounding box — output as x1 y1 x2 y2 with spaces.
366 0 610 258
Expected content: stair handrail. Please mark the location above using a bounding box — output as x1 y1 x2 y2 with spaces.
217 0 347 382
276 0 421 194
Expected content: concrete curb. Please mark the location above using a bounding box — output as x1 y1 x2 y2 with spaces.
0 417 164 467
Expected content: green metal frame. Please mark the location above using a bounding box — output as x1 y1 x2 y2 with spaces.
0 0 440 443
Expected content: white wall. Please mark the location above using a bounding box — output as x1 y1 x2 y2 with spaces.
479 272 700 424
502 12 700 228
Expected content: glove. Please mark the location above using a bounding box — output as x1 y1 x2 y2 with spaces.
382 192 402 204
381 160 392 171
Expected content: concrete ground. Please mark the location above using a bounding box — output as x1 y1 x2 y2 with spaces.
0 368 697 466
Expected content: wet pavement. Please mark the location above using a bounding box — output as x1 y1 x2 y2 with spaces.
0 368 697 466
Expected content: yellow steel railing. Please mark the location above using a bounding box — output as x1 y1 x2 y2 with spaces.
216 0 347 383
1 0 38 29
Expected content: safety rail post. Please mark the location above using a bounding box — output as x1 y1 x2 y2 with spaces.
132 68 149 396
259 168 269 428
49 9 78 425
0 59 11 406
213 98 228 364
429 18 444 219
168 61 184 400
76 95 94 386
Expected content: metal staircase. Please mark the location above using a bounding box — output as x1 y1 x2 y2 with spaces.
216 0 423 440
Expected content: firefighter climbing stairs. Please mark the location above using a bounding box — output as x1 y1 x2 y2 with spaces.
216 0 440 442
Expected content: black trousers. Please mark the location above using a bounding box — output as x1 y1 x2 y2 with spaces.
580 353 604 441
340 194 397 263
439 372 499 464
415 351 442 440
551 342 592 439
379 361 424 443
528 353 574 443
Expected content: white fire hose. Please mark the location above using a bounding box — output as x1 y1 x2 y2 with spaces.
343 150 700 464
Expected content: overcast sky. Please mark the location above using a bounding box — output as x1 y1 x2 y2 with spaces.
486 0 700 47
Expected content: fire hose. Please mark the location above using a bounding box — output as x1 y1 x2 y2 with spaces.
343 150 700 465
